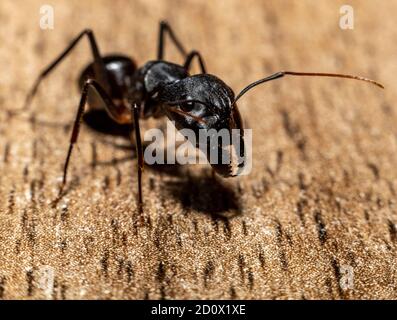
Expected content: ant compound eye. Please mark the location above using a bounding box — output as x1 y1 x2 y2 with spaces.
180 101 195 112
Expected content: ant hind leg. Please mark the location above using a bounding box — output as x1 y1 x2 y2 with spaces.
18 29 109 116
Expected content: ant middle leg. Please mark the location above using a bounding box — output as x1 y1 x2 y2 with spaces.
157 20 188 60
20 29 109 114
184 50 207 74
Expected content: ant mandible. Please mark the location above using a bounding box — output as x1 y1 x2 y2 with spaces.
22 21 383 213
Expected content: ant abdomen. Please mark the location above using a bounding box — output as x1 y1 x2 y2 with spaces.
78 54 137 111
78 55 137 136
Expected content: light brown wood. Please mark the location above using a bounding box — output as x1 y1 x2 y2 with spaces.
0 0 395 299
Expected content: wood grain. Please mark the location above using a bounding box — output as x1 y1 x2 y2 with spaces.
0 0 396 299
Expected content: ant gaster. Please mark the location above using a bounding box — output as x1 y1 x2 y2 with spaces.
22 21 383 213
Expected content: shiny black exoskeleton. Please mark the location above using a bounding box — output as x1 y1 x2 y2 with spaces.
23 21 383 212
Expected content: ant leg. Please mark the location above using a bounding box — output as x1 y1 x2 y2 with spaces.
184 50 207 74
58 79 118 196
157 20 187 60
131 104 144 214
20 29 109 114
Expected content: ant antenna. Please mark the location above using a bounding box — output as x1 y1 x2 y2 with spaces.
233 71 384 104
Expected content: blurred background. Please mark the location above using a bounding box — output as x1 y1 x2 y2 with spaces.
0 0 396 299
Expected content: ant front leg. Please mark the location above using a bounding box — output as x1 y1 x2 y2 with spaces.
184 50 207 74
58 79 117 197
20 29 109 114
157 20 187 60
131 104 144 214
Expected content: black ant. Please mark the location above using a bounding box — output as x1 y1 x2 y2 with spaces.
21 21 383 212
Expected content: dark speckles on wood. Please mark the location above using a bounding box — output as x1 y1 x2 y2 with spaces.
364 209 370 222
125 261 134 283
241 220 248 236
298 172 308 191
21 209 29 233
60 284 67 300
280 109 307 160
325 277 334 298
238 254 246 281
331 258 344 298
284 230 293 246
60 240 67 252
102 175 111 191
258 250 266 270
29 179 37 205
156 261 167 300
388 219 397 243
101 250 110 277
23 165 29 183
222 219 232 239
117 258 124 277
266 150 284 178
32 139 38 160
275 220 283 244
60 204 68 222
149 176 156 190
90 141 98 169
314 211 327 245
247 269 254 290
26 269 34 296
7 187 15 215
192 219 199 234
229 285 237 299
0 277 5 299
3 142 10 163
203 260 215 287
367 162 380 180
296 197 307 226
156 261 166 283
115 166 122 186
275 220 288 271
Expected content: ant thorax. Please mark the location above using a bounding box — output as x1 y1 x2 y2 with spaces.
129 61 189 117
140 61 189 97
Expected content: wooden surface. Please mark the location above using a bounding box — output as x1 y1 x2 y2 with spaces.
0 0 396 299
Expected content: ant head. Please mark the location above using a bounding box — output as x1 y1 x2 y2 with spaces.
156 74 237 132
157 74 247 177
